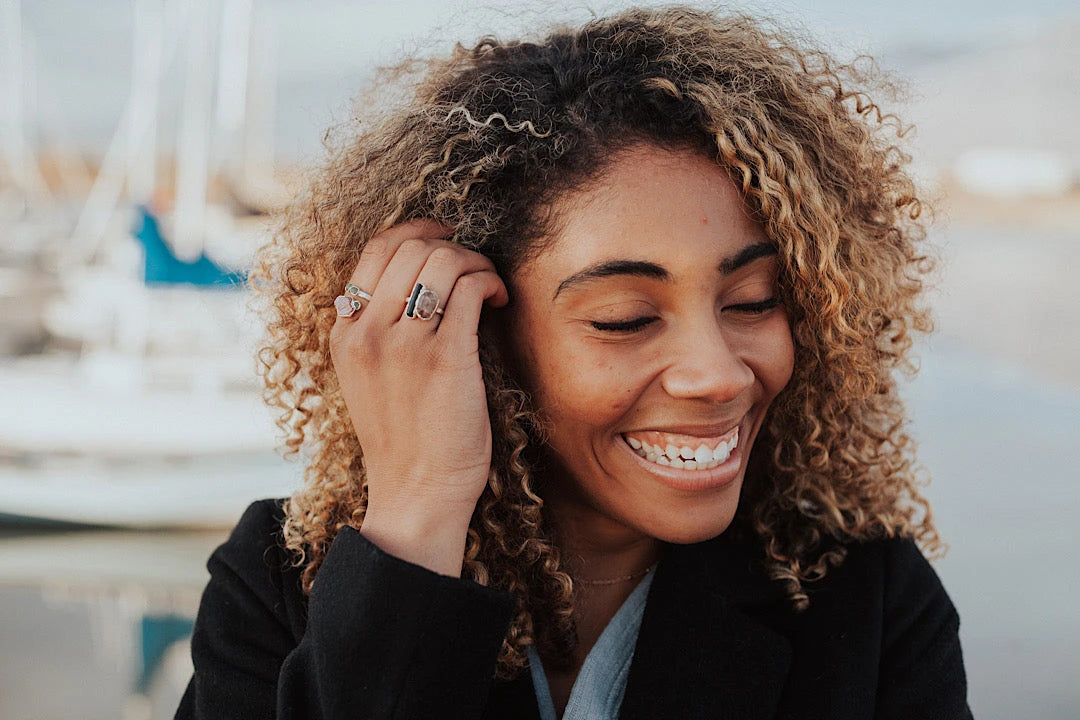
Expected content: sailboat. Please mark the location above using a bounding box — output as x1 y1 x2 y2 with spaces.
0 0 299 528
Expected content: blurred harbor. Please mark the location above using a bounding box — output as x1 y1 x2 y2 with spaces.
1 1 1079 718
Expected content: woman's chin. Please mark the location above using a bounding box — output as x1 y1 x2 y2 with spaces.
633 499 741 545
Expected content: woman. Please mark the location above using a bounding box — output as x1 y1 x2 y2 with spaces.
178 6 970 719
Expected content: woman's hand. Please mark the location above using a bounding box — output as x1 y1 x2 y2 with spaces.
329 220 509 576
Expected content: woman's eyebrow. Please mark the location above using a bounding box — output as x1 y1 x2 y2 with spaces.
552 242 778 300
719 241 778 275
553 260 670 299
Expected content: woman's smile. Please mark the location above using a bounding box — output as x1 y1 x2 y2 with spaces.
617 419 746 493
503 142 795 547
622 424 740 469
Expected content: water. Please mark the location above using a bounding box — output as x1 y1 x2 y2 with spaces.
0 338 1076 719
905 342 1080 719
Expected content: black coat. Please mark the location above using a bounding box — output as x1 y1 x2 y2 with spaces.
176 499 972 719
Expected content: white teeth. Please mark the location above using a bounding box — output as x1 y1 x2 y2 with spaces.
625 428 739 471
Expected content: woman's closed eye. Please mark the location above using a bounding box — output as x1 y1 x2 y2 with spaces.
590 297 781 333
725 297 781 314
590 316 657 333
590 298 780 334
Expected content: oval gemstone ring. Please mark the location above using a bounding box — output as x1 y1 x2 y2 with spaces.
404 282 443 320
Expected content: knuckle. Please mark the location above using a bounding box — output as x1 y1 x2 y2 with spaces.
397 237 428 257
465 248 496 272
360 234 389 261
426 245 459 269
454 273 484 296
455 273 478 292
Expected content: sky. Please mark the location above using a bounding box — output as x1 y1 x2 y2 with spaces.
10 0 1078 162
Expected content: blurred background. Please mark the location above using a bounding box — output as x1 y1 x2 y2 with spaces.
0 1 1077 718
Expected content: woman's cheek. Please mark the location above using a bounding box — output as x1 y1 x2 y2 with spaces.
557 346 643 415
756 315 795 393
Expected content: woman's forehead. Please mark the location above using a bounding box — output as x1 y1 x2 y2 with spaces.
516 145 767 278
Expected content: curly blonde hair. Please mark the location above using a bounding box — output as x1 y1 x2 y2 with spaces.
252 6 941 678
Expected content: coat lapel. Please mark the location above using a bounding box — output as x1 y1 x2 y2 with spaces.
484 668 541 720
619 536 793 720
486 669 544 720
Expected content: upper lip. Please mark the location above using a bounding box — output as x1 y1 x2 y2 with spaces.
622 419 744 438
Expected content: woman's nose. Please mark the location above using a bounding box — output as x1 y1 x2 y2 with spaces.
659 321 755 403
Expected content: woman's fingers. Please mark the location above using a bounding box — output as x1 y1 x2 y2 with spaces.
402 245 502 326
355 238 434 326
361 239 499 329
343 219 453 309
437 270 508 348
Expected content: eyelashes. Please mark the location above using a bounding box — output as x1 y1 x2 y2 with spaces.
728 297 781 314
590 297 781 334
590 316 657 333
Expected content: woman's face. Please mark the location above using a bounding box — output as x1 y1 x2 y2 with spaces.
503 143 794 546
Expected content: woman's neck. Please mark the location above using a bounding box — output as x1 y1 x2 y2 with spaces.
540 481 662 666
540 513 660 717
543 485 662 585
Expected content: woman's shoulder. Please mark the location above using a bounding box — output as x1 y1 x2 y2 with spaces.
214 498 291 569
231 497 289 537
834 535 953 605
701 528 940 577
202 498 308 636
792 534 960 646
692 531 955 616
844 535 960 638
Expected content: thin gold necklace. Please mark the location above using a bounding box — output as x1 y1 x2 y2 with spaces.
572 563 657 586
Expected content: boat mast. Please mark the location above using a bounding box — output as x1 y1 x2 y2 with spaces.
244 2 276 197
0 0 49 198
172 0 215 262
127 0 164 206
215 0 254 186
68 2 190 265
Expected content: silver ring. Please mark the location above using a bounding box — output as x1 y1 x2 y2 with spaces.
345 283 373 302
334 295 363 318
404 282 443 321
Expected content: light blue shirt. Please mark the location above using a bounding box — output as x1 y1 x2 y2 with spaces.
527 569 656 720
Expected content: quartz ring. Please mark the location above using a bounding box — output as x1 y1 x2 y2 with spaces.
404 282 443 321
334 295 364 318
344 283 373 302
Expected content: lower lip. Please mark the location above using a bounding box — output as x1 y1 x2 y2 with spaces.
619 424 745 493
